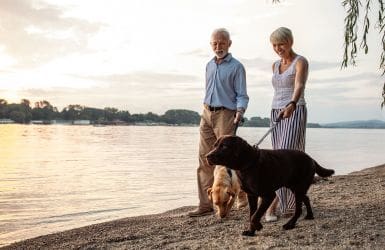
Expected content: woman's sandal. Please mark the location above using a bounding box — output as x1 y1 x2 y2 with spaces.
265 214 278 222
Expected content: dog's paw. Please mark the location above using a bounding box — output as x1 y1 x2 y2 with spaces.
283 223 296 230
242 230 255 236
304 214 314 220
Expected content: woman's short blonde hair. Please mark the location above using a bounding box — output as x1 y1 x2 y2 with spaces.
270 27 293 44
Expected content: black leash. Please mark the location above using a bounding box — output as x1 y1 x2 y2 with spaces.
225 116 245 179
234 117 244 135
223 116 245 179
253 116 282 147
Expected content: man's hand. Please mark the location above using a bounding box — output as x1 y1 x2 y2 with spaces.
234 111 243 124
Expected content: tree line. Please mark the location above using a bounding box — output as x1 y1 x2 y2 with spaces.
0 98 287 127
0 99 201 125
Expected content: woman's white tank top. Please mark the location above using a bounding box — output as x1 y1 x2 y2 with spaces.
271 55 306 109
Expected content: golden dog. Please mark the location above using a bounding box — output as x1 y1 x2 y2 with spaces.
207 165 247 218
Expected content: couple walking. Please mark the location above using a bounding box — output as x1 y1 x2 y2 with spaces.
188 27 309 221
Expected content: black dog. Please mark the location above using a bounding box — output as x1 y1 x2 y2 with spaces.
206 135 334 236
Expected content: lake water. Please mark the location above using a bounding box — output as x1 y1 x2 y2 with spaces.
0 124 384 246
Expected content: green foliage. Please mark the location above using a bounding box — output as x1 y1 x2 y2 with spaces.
117 110 132 123
162 109 200 125
0 99 200 125
103 107 119 121
243 116 270 127
9 111 26 123
0 98 323 127
0 98 8 118
6 103 31 123
32 100 58 121
307 123 322 128
382 82 385 108
340 0 385 108
20 99 32 122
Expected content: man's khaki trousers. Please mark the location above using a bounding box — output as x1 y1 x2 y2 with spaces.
196 107 236 210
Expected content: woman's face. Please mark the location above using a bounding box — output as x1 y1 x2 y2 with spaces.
272 40 293 58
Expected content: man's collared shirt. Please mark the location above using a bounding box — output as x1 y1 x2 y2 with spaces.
204 53 249 111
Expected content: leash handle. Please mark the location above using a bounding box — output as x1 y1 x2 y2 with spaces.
274 112 284 123
234 117 244 135
254 115 282 147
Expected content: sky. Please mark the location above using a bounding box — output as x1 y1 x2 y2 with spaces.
0 0 384 123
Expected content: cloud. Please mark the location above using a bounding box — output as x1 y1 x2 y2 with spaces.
0 0 102 68
240 57 272 72
310 72 381 85
310 60 340 71
179 48 209 58
240 58 341 73
73 71 200 85
12 70 205 113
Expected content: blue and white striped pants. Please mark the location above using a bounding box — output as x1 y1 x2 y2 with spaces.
271 105 307 214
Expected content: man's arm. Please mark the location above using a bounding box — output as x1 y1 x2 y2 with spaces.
234 64 249 124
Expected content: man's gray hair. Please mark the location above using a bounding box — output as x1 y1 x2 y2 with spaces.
212 28 231 40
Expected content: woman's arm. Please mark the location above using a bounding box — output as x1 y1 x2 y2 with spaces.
280 57 308 118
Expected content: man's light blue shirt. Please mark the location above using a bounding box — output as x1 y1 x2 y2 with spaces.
203 53 249 111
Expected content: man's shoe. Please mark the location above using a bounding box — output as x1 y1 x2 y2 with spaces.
187 208 213 217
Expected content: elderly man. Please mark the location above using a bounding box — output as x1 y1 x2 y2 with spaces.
188 28 249 217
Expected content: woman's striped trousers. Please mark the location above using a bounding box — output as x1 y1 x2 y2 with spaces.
271 105 307 214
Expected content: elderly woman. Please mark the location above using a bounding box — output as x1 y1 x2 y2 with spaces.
265 27 309 222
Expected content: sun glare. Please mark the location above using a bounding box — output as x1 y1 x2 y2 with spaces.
0 48 16 68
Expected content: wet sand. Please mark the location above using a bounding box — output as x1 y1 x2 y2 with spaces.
3 164 385 249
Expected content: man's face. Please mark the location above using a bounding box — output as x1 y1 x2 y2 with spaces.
210 32 231 59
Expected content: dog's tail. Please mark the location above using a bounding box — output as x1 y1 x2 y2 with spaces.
314 161 335 177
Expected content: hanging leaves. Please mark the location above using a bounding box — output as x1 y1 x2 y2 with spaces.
342 0 385 108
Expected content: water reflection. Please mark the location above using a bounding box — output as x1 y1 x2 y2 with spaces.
0 125 201 246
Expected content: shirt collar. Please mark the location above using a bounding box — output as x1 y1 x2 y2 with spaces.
211 53 232 63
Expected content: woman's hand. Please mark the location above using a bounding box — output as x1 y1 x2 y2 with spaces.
278 103 296 119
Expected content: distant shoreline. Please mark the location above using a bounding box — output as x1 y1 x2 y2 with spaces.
3 164 385 249
0 123 385 130
1 99 384 128
1 121 385 129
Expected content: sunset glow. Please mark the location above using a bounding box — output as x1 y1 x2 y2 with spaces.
0 0 384 123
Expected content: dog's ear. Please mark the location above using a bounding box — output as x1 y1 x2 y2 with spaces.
207 188 212 201
226 190 235 206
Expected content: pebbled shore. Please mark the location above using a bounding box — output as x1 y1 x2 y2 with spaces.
3 164 385 250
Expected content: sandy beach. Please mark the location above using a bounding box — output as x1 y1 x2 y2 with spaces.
2 164 385 250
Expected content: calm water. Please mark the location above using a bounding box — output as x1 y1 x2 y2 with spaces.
0 124 384 246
